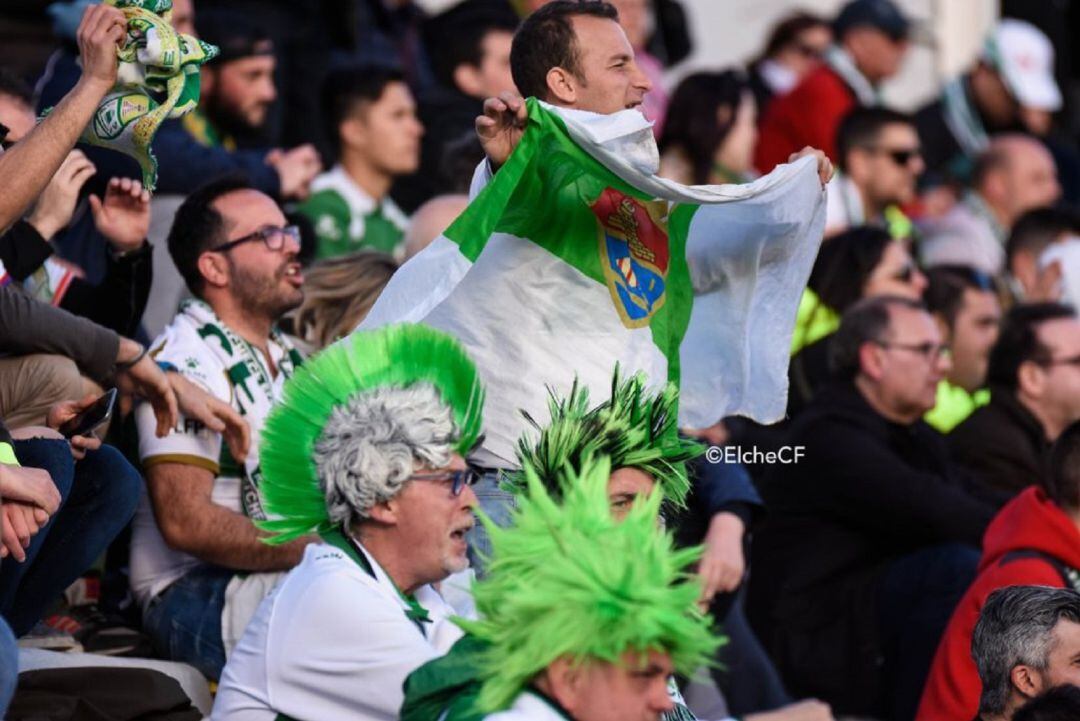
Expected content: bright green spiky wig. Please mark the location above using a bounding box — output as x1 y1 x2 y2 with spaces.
458 454 719 713
256 323 484 544
509 368 703 508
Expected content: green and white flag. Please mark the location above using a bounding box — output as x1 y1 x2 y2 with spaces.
361 99 826 464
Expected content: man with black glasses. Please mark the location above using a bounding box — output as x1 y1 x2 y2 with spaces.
825 106 923 238
950 303 1080 499
132 177 307 679
750 295 998 721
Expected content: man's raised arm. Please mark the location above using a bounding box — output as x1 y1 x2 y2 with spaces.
0 5 124 232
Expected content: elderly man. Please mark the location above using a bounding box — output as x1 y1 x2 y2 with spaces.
212 324 483 721
919 135 1061 275
402 373 833 721
752 296 999 721
966 586 1080 721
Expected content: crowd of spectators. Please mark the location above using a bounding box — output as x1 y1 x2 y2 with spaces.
1 0 1080 720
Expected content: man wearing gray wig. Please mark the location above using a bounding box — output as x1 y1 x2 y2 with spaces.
214 324 485 721
972 585 1080 721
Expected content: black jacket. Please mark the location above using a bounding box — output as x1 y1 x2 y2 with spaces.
749 381 996 713
949 387 1051 501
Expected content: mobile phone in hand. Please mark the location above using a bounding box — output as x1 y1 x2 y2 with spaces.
59 388 118 439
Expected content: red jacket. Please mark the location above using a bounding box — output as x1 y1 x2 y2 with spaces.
916 487 1080 721
753 65 857 174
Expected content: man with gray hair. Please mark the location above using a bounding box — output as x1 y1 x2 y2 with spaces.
971 585 1080 721
212 324 484 721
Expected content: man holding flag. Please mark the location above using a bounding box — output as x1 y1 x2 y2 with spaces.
360 0 832 551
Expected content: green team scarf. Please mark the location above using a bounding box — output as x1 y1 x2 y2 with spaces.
70 0 218 191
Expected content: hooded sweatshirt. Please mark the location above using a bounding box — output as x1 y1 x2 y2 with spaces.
916 487 1080 721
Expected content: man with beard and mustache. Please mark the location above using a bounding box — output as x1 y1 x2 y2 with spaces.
131 177 307 680
182 10 321 200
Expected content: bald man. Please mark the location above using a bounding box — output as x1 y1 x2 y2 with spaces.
919 134 1060 275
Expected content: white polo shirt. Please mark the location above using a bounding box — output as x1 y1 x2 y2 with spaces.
212 536 465 721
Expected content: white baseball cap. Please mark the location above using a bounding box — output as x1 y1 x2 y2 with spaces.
985 19 1062 112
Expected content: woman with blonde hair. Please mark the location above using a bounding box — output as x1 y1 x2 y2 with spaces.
292 251 398 351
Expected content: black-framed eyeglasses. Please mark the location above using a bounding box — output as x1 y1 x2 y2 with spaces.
875 340 950 361
408 467 480 496
211 225 300 254
1035 353 1080 369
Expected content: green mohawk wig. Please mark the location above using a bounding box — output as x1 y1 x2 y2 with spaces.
510 368 703 508
459 454 719 713
256 323 484 544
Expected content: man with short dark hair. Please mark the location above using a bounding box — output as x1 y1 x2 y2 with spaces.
826 106 924 236
967 586 1080 721
395 1 519 209
755 0 911 172
923 266 1001 433
297 66 422 260
919 423 1080 721
751 295 997 721
919 135 1060 275
132 177 308 680
949 303 1080 499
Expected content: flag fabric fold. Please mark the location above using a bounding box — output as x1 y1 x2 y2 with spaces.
361 99 826 464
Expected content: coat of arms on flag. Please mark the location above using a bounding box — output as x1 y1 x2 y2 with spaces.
592 188 670 329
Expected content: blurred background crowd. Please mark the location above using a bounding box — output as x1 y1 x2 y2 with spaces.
3 1 1080 721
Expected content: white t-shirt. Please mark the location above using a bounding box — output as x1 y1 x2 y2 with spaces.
485 692 567 721
212 540 465 721
131 300 301 609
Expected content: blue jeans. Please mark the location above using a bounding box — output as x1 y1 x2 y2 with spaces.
0 440 140 636
143 565 233 680
0 618 16 717
466 471 517 577
877 542 980 721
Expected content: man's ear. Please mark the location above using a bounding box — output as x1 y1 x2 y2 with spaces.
545 66 578 105
543 657 586 713
1017 359 1047 400
453 63 484 98
339 115 369 153
366 497 399 526
1010 663 1043 700
197 251 230 290
858 340 886 382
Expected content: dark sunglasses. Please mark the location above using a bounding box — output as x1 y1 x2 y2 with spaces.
408 467 481 496
212 225 300 254
882 148 922 167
